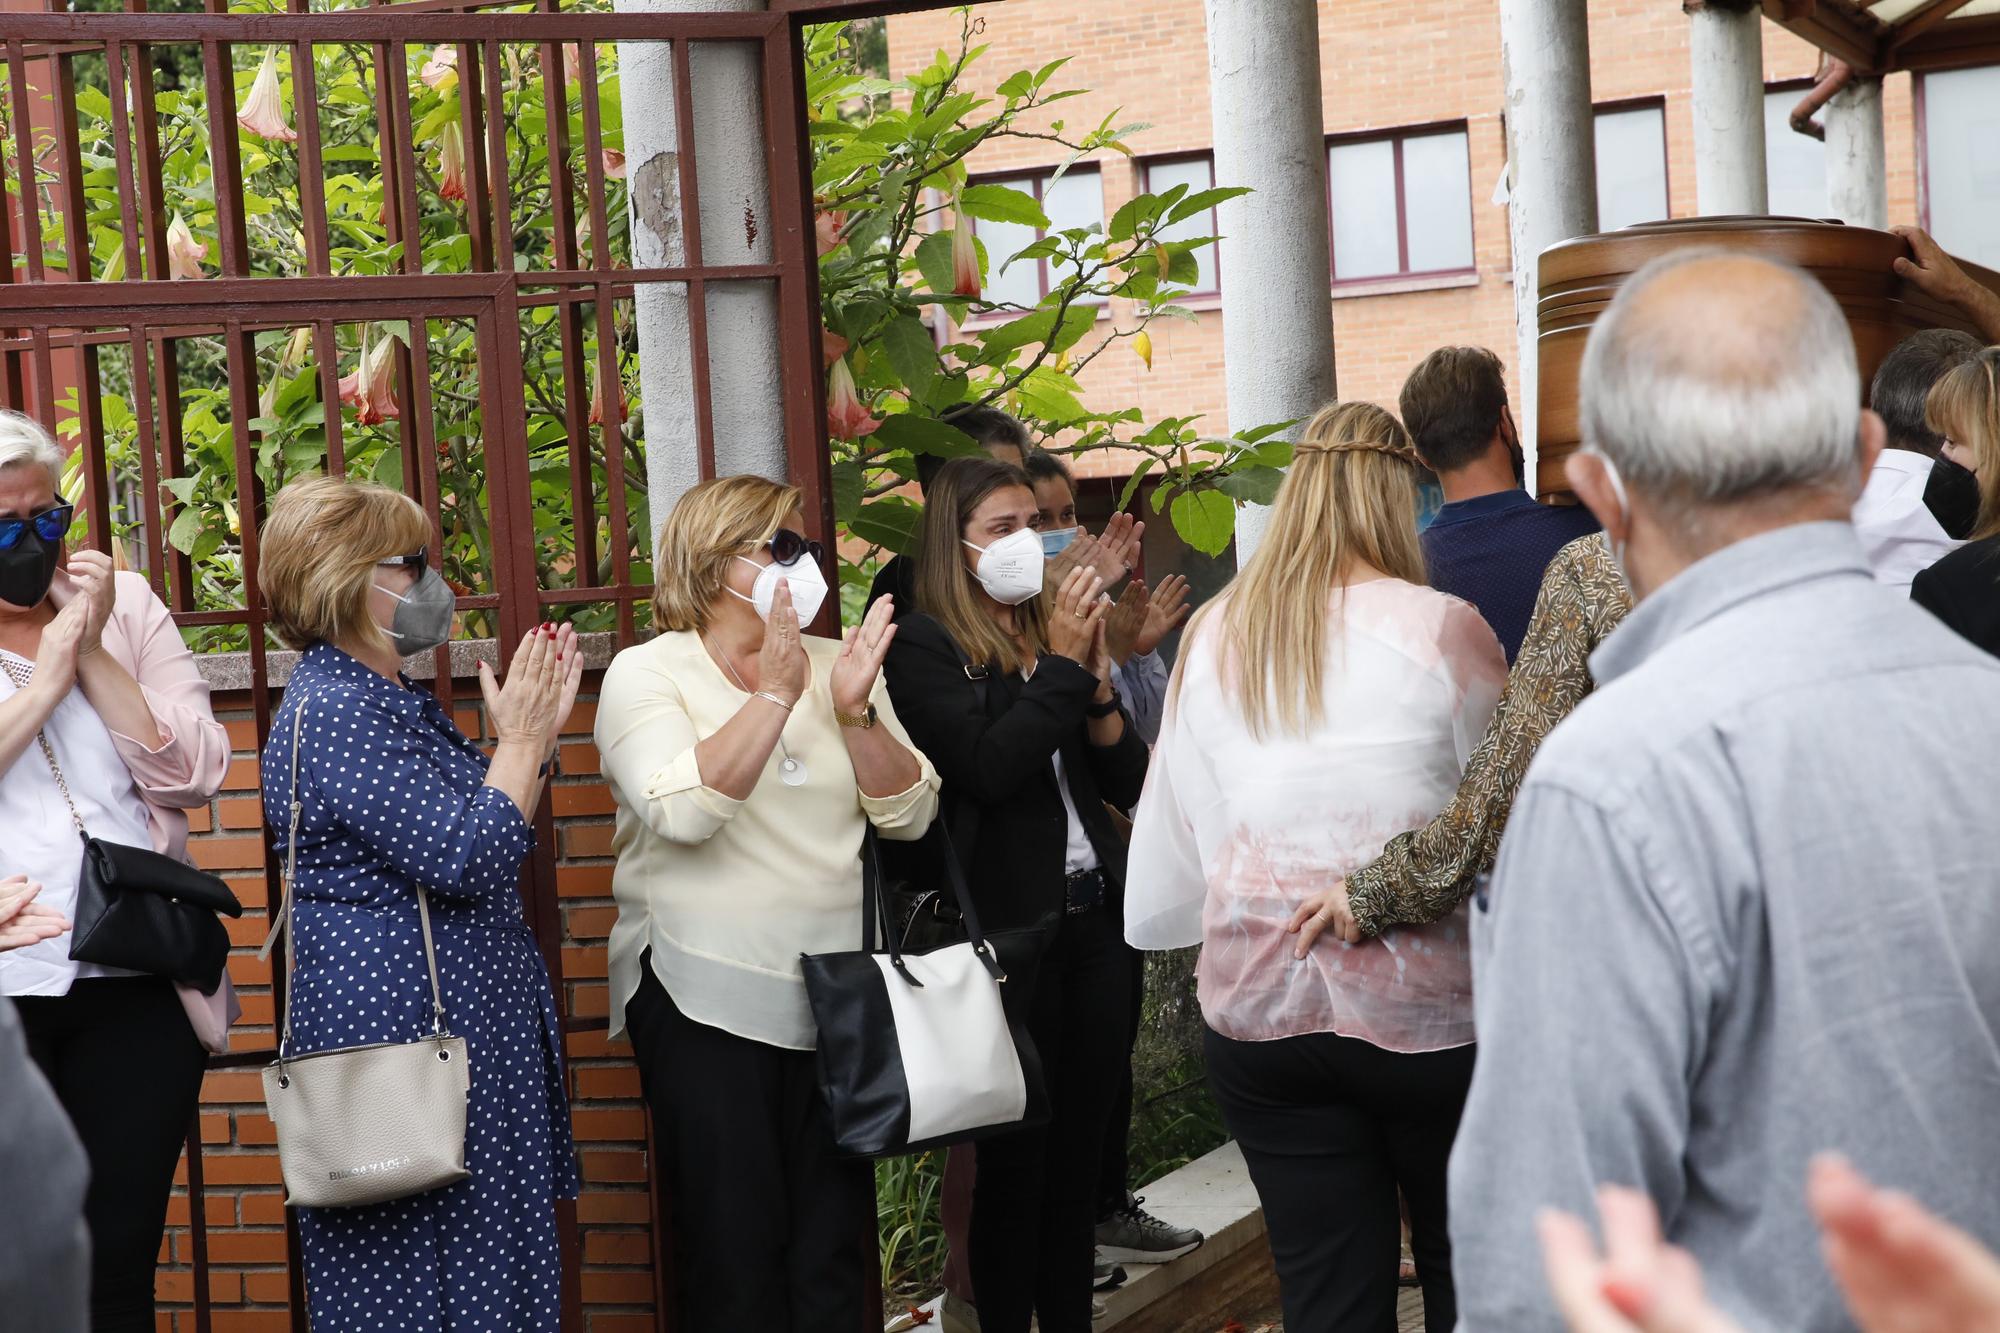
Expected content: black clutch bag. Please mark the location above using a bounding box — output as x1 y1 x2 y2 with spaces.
0 656 240 993
71 831 242 993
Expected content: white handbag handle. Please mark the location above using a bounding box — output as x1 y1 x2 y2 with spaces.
259 694 450 1066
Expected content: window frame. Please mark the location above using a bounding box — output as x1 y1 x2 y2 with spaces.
1140 150 1223 298
1591 95 1672 230
1325 118 1477 287
1762 77 1829 221
963 163 1107 308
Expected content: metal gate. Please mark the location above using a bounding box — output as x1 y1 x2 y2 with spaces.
1 5 833 1328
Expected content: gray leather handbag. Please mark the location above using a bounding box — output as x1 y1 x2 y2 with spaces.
259 699 472 1209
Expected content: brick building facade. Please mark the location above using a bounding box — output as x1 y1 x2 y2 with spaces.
887 0 1999 483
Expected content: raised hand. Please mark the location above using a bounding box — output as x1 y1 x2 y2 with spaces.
1809 1153 2000 1333
757 580 809 707
831 594 898 715
481 623 567 750
1104 579 1150 666
0 876 69 952
1046 565 1107 666
36 593 90 695
1286 879 1362 957
1893 225 2000 340
1090 511 1145 585
53 549 115 656
1046 530 1104 590
1539 1186 1743 1333
1136 573 1192 657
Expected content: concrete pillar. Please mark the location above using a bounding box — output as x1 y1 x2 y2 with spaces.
1203 0 1335 562
1826 76 1888 230
1686 0 1770 216
616 0 785 520
1499 0 1597 491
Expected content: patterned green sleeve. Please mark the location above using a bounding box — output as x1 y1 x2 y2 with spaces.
1345 535 1626 936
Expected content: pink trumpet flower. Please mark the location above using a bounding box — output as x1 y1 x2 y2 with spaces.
419 46 458 91
821 327 850 371
815 207 847 256
166 213 208 280
950 198 980 299
437 121 467 203
237 48 298 144
338 326 401 427
826 357 881 440
601 150 626 180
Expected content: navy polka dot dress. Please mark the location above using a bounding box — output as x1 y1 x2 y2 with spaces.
261 644 580 1332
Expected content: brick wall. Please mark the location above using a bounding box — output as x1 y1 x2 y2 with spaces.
888 1 1925 466
157 671 657 1333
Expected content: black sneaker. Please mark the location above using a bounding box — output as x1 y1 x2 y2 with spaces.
1094 1192 1204 1265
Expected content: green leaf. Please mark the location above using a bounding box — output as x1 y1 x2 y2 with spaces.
880 315 939 402
1166 186 1252 226
831 458 865 523
1216 466 1285 506
190 527 225 566
1170 489 1236 556
1236 418 1301 446
957 183 1047 229
1115 457 1157 513
871 414 980 459
159 476 199 505
1013 367 1087 424
846 496 923 556
166 506 204 556
996 70 1035 100
914 231 957 296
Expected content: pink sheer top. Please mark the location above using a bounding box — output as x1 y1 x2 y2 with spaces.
1126 579 1504 1053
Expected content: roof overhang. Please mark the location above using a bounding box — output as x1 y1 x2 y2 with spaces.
1761 0 2000 74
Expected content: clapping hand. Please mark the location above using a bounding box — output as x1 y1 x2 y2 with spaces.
757 581 809 707
50 550 115 657
0 876 69 952
480 622 583 755
1539 1186 1742 1333
35 594 90 695
1046 513 1146 591
1135 574 1192 657
1104 580 1149 666
1046 566 1108 667
831 594 898 716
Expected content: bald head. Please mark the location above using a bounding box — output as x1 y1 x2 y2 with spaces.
1580 250 1864 506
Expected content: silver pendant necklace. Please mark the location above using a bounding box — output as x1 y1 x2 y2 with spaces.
708 637 808 787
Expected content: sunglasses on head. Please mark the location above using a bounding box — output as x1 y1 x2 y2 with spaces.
765 528 824 568
0 504 74 552
376 547 429 572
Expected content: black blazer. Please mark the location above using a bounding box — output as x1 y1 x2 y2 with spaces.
883 612 1149 933
1912 534 2000 659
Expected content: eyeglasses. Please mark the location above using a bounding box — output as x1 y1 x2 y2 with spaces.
376 547 428 572
765 528 824 568
0 504 73 552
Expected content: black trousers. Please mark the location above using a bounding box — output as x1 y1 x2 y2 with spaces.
626 959 874 1333
16 975 207 1333
1203 1025 1475 1333
1095 934 1146 1217
969 906 1133 1333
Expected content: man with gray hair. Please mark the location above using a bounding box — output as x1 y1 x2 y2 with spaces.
1446 251 2000 1331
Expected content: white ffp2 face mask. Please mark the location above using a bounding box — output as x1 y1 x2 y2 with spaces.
731 554 829 625
963 528 1044 606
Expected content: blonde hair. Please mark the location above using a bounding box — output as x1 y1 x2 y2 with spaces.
914 455 1049 672
651 474 803 634
260 475 430 652
1926 346 2000 542
1195 400 1427 739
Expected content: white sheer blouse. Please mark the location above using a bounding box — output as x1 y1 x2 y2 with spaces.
1126 579 1505 1053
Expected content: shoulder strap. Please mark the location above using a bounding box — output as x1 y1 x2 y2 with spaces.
262 690 450 1064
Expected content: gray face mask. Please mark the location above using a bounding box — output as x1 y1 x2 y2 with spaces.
375 565 456 655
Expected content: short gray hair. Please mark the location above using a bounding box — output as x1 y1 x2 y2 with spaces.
1579 249 1862 504
0 410 62 490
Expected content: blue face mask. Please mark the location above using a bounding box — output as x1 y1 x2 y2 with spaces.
1039 527 1079 558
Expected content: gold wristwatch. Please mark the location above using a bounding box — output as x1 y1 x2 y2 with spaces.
834 702 877 730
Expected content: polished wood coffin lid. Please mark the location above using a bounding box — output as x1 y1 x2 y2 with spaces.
1534 216 2000 496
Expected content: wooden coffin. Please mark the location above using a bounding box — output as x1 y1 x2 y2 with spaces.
1534 216 2000 496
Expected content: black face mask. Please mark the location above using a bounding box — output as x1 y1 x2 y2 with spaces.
0 529 61 610
1924 454 1982 542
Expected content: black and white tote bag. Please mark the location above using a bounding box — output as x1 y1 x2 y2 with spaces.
800 824 1049 1158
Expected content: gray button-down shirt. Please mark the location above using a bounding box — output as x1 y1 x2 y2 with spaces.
1448 521 2000 1332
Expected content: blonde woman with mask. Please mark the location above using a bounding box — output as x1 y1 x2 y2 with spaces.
595 475 938 1332
883 454 1150 1333
1126 402 1506 1333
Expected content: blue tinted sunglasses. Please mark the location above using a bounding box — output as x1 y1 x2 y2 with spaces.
0 504 73 552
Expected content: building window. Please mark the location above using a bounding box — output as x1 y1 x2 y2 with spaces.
969 167 1106 310
1921 65 2000 270
1594 100 1669 231
1142 154 1220 294
1764 85 1828 220
1327 124 1474 282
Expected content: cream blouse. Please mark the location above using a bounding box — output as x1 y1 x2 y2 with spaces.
595 630 940 1050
